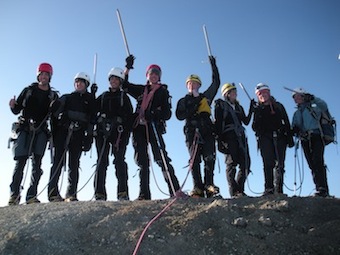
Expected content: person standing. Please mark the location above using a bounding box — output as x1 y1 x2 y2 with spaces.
48 72 96 202
214 83 253 198
123 56 182 200
291 88 330 197
93 67 133 201
175 56 220 198
252 83 294 196
8 62 58 205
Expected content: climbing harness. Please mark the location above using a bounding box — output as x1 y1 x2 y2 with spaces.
114 125 124 151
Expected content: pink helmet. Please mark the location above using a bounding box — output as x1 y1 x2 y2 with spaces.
146 64 161 78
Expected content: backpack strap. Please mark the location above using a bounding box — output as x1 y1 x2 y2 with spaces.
23 84 58 108
22 84 36 108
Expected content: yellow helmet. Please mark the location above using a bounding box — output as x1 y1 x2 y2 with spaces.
221 83 236 96
186 74 201 85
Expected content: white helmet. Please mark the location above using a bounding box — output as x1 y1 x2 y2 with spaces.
74 72 90 86
108 67 125 80
255 83 270 95
292 87 306 98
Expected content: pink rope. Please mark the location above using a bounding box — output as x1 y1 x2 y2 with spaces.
132 126 202 255
180 130 200 190
132 197 177 255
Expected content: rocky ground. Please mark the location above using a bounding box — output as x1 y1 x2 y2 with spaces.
0 195 340 255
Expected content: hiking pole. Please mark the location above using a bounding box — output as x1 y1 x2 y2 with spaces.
93 53 98 84
283 86 297 93
151 121 176 196
49 135 54 164
43 122 74 200
180 128 200 190
79 135 109 199
203 25 212 56
89 52 98 159
293 137 299 196
238 83 252 101
116 9 130 56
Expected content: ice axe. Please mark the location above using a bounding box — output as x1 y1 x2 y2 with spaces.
151 121 176 196
203 25 212 56
283 86 297 93
90 53 98 101
284 86 308 98
116 9 131 56
238 83 253 101
92 53 98 84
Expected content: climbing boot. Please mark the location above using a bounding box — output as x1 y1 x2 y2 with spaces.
49 195 64 202
8 195 20 206
26 197 41 204
118 192 129 201
205 185 222 198
190 187 205 198
65 196 78 202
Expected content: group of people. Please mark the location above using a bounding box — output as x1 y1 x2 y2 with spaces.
215 81 332 199
216 81 333 198
8 55 332 205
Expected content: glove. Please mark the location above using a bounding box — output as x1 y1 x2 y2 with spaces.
125 55 135 69
249 99 257 113
209 56 216 66
217 140 229 154
82 134 93 152
145 109 162 121
185 95 201 108
292 126 300 136
153 109 163 120
91 83 98 95
287 134 294 148
303 93 314 102
144 110 153 121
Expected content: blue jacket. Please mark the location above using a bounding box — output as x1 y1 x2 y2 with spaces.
292 96 328 134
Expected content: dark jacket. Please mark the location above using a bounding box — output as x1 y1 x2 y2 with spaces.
12 83 58 127
252 97 294 147
51 90 96 132
252 98 290 135
95 89 134 132
214 99 251 141
175 60 220 135
123 81 172 127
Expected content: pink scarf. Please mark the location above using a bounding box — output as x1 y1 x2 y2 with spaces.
135 84 161 126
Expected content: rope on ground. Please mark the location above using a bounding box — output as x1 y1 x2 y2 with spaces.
131 144 193 254
132 125 197 254
132 197 178 255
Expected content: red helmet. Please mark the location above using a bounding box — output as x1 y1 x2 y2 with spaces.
146 64 161 78
37 63 53 76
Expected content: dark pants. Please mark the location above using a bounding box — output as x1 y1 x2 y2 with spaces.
10 154 43 200
10 129 48 201
94 129 130 200
301 134 329 194
186 129 216 191
133 123 180 199
48 128 83 199
258 133 287 193
224 136 250 196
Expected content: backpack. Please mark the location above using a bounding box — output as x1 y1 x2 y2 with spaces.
320 109 336 145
